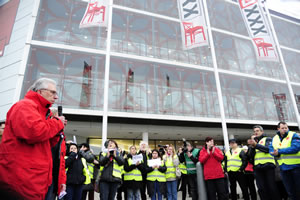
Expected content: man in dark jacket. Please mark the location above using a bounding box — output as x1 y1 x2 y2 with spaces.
0 78 66 200
247 125 280 200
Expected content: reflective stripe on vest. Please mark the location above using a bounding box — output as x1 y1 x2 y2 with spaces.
164 155 177 179
87 163 94 179
254 137 275 166
147 162 166 182
272 132 300 166
124 158 142 181
178 163 187 174
226 148 242 172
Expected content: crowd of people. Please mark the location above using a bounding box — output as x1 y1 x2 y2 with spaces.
0 78 300 200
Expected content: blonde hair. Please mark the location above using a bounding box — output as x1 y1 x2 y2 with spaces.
168 145 176 158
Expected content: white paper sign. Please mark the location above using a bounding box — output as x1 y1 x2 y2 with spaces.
132 154 143 164
148 158 162 167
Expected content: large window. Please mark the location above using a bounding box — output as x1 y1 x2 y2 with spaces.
282 49 300 83
220 74 297 122
213 31 284 80
109 57 220 118
33 0 107 50
22 46 105 110
111 9 212 67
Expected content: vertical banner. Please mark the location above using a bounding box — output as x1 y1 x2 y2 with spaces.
273 92 288 121
79 0 108 28
177 0 208 50
239 0 278 62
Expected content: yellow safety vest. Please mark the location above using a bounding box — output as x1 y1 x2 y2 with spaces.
124 158 143 181
272 131 300 166
100 153 123 179
254 137 275 166
164 155 177 179
147 161 166 182
178 163 187 175
226 148 242 172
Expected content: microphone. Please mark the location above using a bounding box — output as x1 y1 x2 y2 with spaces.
58 106 63 116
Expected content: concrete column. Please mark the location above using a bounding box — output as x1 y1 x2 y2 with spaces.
142 132 148 143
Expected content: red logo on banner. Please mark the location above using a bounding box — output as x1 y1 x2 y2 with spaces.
239 0 258 9
183 21 206 47
82 2 105 23
79 0 108 28
253 38 276 58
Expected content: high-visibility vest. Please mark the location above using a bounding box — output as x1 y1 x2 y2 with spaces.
164 155 177 179
65 156 91 185
226 148 242 172
178 163 187 175
272 131 300 166
184 148 200 174
87 162 94 179
124 158 143 181
254 137 275 166
146 161 166 182
100 153 123 179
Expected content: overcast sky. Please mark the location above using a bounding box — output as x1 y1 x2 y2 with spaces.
268 0 300 19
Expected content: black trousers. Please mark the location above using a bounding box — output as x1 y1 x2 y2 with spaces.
254 168 281 200
178 173 188 200
187 174 198 200
206 178 228 200
244 173 257 200
140 178 147 200
228 171 249 200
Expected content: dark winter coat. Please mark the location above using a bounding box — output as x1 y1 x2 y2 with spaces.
65 152 86 185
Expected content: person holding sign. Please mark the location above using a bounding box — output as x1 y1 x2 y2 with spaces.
163 145 179 200
124 146 145 200
146 149 167 200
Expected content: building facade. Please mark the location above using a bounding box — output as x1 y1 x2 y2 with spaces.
1 0 300 150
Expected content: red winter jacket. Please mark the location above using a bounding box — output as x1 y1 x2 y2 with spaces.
199 146 225 180
0 91 64 200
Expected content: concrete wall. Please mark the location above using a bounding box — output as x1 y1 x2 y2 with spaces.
0 0 35 121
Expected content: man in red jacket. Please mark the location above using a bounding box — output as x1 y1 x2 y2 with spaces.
0 78 66 200
199 137 228 200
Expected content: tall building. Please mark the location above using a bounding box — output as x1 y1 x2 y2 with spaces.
1 0 300 152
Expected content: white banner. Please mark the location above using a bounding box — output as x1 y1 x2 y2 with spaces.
148 158 162 167
177 0 208 50
239 0 278 62
79 0 108 28
132 154 143 165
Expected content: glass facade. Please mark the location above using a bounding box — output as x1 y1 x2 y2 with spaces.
21 0 300 139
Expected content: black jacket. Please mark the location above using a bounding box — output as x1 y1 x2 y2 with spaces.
247 135 276 170
99 152 124 183
65 152 86 185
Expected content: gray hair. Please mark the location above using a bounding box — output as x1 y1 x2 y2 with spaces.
28 78 57 92
253 125 263 131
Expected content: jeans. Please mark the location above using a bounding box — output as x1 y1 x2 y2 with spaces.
66 184 83 200
151 181 162 200
100 182 120 200
228 171 249 200
206 178 228 200
254 168 280 200
127 188 141 200
166 180 177 200
280 168 300 200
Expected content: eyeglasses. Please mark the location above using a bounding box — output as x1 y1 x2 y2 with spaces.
40 89 58 96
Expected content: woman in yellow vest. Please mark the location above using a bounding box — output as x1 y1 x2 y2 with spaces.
99 140 124 200
65 143 90 200
146 149 167 200
124 145 144 200
163 145 179 200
